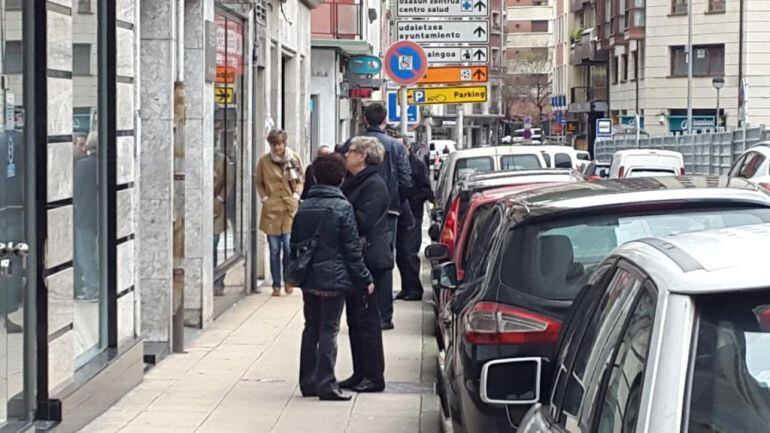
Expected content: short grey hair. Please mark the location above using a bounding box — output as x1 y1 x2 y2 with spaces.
349 136 384 165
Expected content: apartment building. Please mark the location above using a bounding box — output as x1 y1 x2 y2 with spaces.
504 0 554 126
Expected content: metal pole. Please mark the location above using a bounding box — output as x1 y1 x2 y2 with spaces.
635 112 641 148
457 105 464 149
716 88 721 130
687 0 693 135
400 85 408 135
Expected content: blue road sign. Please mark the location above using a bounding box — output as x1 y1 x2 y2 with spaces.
384 41 428 85
387 91 419 124
596 118 613 138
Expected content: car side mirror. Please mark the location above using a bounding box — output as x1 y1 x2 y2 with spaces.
428 223 442 242
437 262 458 292
480 357 543 405
424 243 449 261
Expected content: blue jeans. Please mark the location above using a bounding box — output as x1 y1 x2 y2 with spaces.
268 233 291 288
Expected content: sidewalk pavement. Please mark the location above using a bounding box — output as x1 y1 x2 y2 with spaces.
80 270 440 433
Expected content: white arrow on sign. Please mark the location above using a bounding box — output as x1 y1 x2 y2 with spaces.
396 0 488 18
423 46 489 65
396 20 489 44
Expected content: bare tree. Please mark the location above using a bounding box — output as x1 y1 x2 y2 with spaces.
503 50 553 124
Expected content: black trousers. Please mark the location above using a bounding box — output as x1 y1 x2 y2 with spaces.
299 292 346 395
373 268 394 324
345 288 385 387
396 215 424 296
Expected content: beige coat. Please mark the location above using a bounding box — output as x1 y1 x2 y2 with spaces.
256 151 304 235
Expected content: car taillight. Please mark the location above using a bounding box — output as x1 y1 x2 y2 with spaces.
618 166 625 178
464 301 562 345
440 199 460 253
759 183 770 191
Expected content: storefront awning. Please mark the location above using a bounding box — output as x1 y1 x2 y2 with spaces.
311 40 372 56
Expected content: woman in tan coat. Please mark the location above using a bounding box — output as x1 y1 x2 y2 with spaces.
256 129 304 296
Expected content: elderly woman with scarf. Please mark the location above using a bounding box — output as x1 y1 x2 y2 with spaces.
257 129 305 297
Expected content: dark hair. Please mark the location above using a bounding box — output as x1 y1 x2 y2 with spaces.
363 102 388 126
312 153 346 186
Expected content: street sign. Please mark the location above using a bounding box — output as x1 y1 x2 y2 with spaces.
387 91 420 124
406 85 488 105
423 46 489 65
214 86 234 105
396 20 489 44
418 65 488 85
348 55 383 75
596 118 612 138
396 0 489 18
384 41 428 85
216 66 235 84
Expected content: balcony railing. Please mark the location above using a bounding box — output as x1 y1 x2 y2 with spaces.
570 29 609 65
311 1 362 40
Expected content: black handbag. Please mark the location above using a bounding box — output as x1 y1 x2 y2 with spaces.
285 210 328 287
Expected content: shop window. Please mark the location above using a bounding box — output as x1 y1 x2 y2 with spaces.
4 41 22 74
5 0 21 10
72 0 103 368
671 45 724 77
213 12 246 290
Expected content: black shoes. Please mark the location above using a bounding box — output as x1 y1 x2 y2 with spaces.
395 291 423 301
352 378 385 393
381 321 395 330
300 389 318 398
339 376 362 390
318 388 352 401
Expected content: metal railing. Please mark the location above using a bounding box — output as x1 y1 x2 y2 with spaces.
594 126 770 175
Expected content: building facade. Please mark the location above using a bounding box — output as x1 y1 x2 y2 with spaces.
0 0 316 431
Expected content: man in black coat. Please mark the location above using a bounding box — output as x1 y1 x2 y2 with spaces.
395 137 434 301
340 102 412 329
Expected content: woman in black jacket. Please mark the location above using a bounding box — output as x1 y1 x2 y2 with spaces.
291 153 374 401
339 136 391 394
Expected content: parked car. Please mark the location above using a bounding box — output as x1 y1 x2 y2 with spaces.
433 176 770 433
582 161 611 180
609 149 685 178
575 150 591 161
429 139 457 170
728 143 770 189
435 146 548 211
511 223 770 433
536 146 580 170
426 179 579 350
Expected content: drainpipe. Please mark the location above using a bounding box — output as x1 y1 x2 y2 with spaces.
171 0 186 353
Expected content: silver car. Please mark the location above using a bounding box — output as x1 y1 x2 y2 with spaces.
480 223 770 433
729 143 770 189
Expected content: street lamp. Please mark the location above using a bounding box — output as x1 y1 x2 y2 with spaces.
712 76 725 130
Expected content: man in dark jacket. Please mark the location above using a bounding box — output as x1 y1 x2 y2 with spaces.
291 153 374 401
340 102 412 328
395 137 434 301
300 145 332 200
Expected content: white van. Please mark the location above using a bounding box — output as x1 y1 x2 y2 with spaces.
537 146 580 170
609 149 685 178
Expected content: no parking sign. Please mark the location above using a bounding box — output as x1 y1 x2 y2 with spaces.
384 41 428 86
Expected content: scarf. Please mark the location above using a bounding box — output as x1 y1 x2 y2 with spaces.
270 147 299 181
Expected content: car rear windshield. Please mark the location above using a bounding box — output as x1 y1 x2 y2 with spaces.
499 207 770 300
687 291 770 433
501 154 541 171
455 157 493 181
628 168 678 177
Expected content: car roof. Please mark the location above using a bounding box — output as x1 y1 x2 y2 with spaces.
455 170 579 192
505 176 770 220
614 223 770 296
477 182 562 202
448 145 545 159
613 149 683 157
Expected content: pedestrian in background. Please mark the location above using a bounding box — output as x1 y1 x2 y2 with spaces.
301 144 332 200
341 102 412 329
292 153 374 401
395 136 434 301
256 129 304 297
339 136 390 393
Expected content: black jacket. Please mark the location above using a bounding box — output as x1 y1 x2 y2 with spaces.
406 154 434 220
341 166 394 271
290 185 373 293
341 127 412 213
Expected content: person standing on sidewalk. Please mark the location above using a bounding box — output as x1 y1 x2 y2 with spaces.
339 136 390 393
395 137 434 301
300 145 332 200
341 103 412 329
292 153 374 401
256 129 304 297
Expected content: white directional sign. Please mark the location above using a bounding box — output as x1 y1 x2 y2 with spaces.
396 20 489 44
396 0 489 18
423 46 489 65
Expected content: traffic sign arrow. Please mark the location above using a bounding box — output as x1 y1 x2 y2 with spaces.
473 68 486 80
473 49 486 61
473 26 486 38
474 0 486 11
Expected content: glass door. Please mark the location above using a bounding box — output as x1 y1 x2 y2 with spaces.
0 0 28 425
